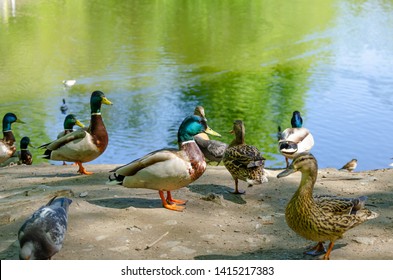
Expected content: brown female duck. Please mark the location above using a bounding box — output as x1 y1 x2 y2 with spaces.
277 153 378 260
223 120 268 194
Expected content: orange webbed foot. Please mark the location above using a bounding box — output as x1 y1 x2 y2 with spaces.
76 162 93 175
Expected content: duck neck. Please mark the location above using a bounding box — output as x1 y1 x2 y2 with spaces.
2 130 15 145
296 169 317 199
180 140 206 180
89 113 108 150
229 131 245 147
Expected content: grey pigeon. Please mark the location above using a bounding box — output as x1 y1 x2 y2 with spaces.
18 196 72 260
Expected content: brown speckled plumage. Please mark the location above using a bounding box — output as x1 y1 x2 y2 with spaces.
277 153 378 260
223 120 268 194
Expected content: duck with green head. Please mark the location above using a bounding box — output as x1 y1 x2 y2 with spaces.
278 111 314 167
107 115 221 211
57 114 85 165
0 113 24 164
18 136 33 165
40 91 112 175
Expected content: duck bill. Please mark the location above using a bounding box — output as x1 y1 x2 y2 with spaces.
102 97 113 105
204 126 221 137
16 119 25 124
277 167 296 178
75 120 85 128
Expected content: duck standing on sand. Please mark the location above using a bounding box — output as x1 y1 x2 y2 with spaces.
57 114 85 165
223 120 268 194
40 91 112 175
0 113 24 164
193 106 228 165
107 115 221 211
278 111 314 167
277 153 378 260
18 196 72 260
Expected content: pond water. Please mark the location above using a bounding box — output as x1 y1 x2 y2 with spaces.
1 0 392 171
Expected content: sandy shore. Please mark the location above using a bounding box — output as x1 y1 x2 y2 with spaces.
0 163 392 260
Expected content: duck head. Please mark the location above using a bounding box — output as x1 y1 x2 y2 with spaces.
90 91 113 114
20 136 33 149
277 152 318 178
63 114 85 130
177 115 221 143
291 111 303 128
2 113 24 131
229 120 245 146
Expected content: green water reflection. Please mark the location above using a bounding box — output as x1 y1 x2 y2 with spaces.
0 0 335 166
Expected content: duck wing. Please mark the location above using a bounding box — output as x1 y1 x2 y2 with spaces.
225 144 265 168
39 130 87 150
110 148 179 176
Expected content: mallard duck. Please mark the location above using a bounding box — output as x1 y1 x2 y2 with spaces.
18 196 72 260
277 153 378 260
57 114 85 139
40 91 112 175
278 111 314 167
18 136 33 165
0 113 24 164
57 114 85 165
107 115 221 211
339 159 357 172
223 120 268 194
60 98 68 114
193 106 228 165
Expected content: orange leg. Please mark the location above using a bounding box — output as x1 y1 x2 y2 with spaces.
231 178 245 194
76 161 93 175
304 242 326 256
159 191 185 211
322 242 335 260
166 191 187 205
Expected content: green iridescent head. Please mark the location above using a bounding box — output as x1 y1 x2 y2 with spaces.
177 115 221 143
2 113 24 131
63 114 85 130
90 91 112 114
20 136 32 149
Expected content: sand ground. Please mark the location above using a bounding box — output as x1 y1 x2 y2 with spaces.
0 163 392 260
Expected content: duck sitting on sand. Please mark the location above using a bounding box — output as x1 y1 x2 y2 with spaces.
278 111 314 167
0 113 24 164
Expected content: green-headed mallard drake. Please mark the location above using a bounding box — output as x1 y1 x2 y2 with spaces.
57 114 85 165
18 136 33 165
277 153 378 260
223 120 268 194
107 115 221 211
278 111 314 167
193 106 228 165
40 91 112 175
0 113 24 164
